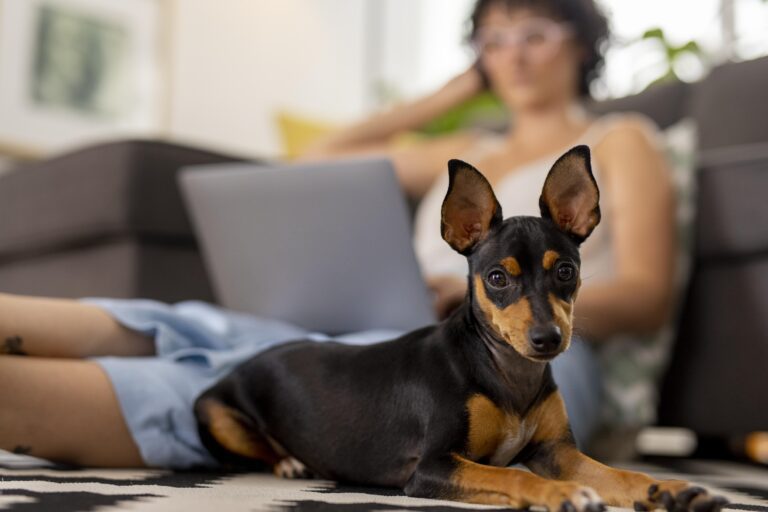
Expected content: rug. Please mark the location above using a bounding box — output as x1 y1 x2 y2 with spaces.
0 451 766 511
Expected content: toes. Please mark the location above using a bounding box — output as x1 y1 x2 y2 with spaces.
676 486 706 508
559 487 604 512
646 482 730 512
647 484 681 511
273 456 312 479
585 502 606 512
574 489 604 512
691 495 729 512
677 487 705 504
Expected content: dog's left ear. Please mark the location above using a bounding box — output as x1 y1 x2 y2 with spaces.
539 145 600 245
441 159 502 255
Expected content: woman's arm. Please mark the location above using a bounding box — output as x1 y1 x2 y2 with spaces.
573 115 677 341
300 67 484 198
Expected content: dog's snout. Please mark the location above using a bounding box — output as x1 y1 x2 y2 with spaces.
528 325 562 354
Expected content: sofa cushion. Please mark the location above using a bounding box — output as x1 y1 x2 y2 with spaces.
0 140 247 257
658 146 768 434
0 237 215 302
695 148 768 259
588 79 691 130
691 56 768 150
659 257 768 434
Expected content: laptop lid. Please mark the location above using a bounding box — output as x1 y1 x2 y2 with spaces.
179 157 436 335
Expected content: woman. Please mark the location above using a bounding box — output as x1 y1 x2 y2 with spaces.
305 0 676 447
0 0 675 468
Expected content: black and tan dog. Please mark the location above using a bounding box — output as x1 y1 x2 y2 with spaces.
194 146 726 511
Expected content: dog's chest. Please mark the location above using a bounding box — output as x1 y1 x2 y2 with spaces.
465 394 535 466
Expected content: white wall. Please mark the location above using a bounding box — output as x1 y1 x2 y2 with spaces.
165 0 480 158
165 0 768 157
167 0 371 158
2 0 764 160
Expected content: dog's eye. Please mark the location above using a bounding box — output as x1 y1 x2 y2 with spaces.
556 262 576 282
487 270 509 288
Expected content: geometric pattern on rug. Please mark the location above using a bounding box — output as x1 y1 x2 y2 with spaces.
1 451 766 512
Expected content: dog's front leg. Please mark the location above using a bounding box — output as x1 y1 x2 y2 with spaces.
526 392 728 511
405 454 605 510
532 447 728 511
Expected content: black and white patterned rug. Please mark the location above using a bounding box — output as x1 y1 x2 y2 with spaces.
1 451 766 511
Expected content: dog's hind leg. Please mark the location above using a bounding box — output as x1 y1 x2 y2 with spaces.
194 397 281 468
273 456 316 479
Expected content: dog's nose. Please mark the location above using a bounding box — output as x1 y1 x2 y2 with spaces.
528 325 562 354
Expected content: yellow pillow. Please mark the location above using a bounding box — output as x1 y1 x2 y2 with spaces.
275 110 433 160
275 111 339 160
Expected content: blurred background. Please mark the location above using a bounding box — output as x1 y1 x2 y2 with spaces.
0 0 766 164
0 0 766 462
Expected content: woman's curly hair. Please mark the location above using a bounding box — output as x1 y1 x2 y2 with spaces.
468 0 610 97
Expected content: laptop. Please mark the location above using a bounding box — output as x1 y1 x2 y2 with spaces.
179 157 437 335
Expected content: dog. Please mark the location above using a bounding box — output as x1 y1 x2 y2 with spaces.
194 146 727 511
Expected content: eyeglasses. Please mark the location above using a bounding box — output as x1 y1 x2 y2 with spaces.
471 19 574 57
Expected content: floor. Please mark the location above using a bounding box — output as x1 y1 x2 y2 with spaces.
0 451 766 512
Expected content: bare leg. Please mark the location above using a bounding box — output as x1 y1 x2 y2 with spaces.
0 356 145 467
0 293 154 358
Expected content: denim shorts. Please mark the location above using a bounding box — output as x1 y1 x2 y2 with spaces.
86 298 602 469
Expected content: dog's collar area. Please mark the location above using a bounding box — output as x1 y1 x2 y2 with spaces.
447 304 550 414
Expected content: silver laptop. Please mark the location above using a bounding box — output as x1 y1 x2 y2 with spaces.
179 157 436 335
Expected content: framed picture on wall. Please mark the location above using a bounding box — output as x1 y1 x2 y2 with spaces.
0 0 167 158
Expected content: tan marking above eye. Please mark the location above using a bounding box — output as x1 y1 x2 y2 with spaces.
542 250 560 270
500 257 521 276
473 274 532 356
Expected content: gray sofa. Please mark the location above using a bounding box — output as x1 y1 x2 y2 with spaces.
589 56 768 435
1 56 766 437
0 140 246 303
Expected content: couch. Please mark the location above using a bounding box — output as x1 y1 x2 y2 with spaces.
0 140 247 303
1 56 766 437
589 56 768 436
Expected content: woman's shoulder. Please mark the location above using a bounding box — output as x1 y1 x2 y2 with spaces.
594 112 662 148
592 112 664 167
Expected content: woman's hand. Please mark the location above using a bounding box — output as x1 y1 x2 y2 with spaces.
300 63 486 198
426 274 468 320
302 64 484 160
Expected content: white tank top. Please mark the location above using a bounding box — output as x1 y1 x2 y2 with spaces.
413 115 621 285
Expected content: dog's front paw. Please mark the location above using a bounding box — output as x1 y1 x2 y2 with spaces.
634 481 729 512
538 481 606 512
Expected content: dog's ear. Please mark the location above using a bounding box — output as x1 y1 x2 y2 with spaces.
539 145 600 245
441 159 502 255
